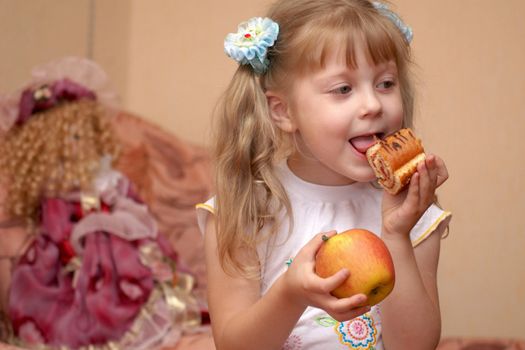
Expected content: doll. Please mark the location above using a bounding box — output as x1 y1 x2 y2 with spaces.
0 57 197 349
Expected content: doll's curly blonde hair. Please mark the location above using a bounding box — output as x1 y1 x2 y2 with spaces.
0 99 118 226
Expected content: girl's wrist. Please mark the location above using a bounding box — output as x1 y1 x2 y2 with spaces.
381 228 412 244
276 271 308 312
381 234 414 260
380 212 418 239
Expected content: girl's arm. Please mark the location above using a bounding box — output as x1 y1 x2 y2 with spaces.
380 155 449 350
204 218 370 350
381 221 445 349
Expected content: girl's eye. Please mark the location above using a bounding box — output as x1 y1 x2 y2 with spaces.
332 85 352 95
377 80 396 90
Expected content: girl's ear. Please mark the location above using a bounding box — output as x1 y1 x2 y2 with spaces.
266 91 297 133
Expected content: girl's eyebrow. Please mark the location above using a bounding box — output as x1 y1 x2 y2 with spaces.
375 60 398 73
311 66 353 84
312 59 399 85
315 71 349 84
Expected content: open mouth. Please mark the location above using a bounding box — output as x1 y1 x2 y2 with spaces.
349 133 384 155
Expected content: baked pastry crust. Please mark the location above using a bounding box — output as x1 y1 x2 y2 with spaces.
366 128 426 194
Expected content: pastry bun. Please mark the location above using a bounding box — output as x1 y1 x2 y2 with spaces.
366 128 426 194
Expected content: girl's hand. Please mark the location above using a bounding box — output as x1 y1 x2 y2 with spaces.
282 231 371 322
382 154 448 237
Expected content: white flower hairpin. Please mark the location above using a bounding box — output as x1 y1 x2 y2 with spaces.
224 17 279 74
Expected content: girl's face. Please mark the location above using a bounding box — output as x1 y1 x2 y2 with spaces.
279 42 404 185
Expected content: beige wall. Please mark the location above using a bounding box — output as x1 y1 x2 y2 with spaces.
400 0 525 338
0 0 130 105
0 0 90 90
2 0 525 339
124 0 270 146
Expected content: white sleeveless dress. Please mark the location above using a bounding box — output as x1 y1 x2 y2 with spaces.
197 161 451 350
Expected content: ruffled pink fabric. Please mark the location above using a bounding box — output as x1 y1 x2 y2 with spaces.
16 78 97 125
70 196 158 255
7 190 172 349
0 56 119 132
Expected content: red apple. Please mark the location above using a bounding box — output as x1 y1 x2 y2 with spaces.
315 229 395 306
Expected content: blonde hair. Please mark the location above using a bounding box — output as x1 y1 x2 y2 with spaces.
0 99 118 226
213 0 415 277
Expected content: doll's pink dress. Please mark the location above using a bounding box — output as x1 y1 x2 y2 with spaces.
7 166 182 349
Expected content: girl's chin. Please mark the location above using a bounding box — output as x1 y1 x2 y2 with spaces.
343 164 377 183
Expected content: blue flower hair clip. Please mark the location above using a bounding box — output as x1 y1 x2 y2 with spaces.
224 17 279 75
373 2 413 44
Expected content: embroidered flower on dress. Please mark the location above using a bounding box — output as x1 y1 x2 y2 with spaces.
372 2 413 43
335 313 378 349
224 17 279 74
315 315 338 327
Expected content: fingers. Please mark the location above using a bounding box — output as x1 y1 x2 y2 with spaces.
433 155 449 187
381 154 448 238
403 156 436 212
425 155 439 187
418 156 437 205
303 230 337 258
404 171 420 210
292 230 338 281
325 293 371 322
318 268 350 293
423 154 448 187
309 292 371 322
331 293 368 309
330 305 371 322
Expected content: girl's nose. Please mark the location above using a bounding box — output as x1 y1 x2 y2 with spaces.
359 88 382 118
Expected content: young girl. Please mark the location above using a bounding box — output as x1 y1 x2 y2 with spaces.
197 1 452 349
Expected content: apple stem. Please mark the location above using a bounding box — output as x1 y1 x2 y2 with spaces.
322 234 329 242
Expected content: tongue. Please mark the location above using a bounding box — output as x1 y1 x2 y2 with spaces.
350 135 377 153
